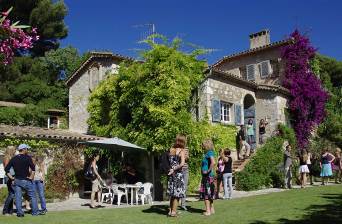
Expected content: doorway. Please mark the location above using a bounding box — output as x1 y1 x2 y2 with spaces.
243 94 256 150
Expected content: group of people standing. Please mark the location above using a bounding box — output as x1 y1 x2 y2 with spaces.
166 135 233 217
2 144 47 217
283 144 342 189
237 119 268 160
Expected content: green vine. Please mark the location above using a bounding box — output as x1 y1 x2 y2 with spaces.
0 138 57 155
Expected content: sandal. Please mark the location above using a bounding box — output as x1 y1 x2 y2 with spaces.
168 212 178 217
202 212 211 216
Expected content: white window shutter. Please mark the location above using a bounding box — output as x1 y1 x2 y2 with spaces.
246 64 255 81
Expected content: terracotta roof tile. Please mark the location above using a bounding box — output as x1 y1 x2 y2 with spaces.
210 68 257 88
210 69 290 96
211 39 293 68
0 125 103 142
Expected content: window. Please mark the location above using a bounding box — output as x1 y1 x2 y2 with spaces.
212 99 231 123
89 66 99 91
258 60 272 78
220 102 231 122
246 64 255 81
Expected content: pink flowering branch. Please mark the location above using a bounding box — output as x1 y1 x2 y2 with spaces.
0 7 39 65
281 30 328 149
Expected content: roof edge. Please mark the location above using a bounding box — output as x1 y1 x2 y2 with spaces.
209 68 290 96
65 52 135 87
211 38 293 68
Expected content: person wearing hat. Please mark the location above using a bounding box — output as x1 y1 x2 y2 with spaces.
5 144 41 217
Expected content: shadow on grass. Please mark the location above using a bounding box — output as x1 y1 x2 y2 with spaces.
142 205 204 216
251 193 342 224
142 205 169 215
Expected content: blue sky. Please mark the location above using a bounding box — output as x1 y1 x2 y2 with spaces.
61 0 342 64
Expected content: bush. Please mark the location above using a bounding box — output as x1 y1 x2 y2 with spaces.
235 137 287 191
45 189 64 202
0 107 24 125
0 104 47 126
0 187 8 205
235 172 265 191
278 124 297 148
45 146 84 199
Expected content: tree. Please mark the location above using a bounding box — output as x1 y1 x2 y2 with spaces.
316 55 342 147
41 46 89 82
88 36 207 151
281 30 328 149
0 0 68 56
88 36 238 192
0 56 66 108
317 55 342 87
87 36 238 151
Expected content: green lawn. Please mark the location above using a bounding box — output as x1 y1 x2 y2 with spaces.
1 185 341 224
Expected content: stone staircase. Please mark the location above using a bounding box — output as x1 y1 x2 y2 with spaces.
232 158 250 173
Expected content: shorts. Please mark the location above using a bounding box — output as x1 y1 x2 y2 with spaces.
92 179 101 193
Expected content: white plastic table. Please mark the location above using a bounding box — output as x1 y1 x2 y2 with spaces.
119 184 141 205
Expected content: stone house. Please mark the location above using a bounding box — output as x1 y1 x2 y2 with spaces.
196 30 292 149
67 30 292 149
65 52 134 134
64 30 293 199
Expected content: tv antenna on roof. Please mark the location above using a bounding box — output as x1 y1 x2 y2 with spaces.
132 23 156 43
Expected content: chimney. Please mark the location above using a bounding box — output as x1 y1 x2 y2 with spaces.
249 29 270 49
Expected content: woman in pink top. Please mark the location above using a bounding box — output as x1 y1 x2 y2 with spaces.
215 149 225 199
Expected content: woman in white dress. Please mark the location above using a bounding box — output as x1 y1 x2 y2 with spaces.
298 150 310 188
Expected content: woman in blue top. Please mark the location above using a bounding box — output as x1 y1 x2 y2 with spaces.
247 119 255 152
199 139 216 216
320 148 335 185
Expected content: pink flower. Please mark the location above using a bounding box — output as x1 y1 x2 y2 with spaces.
0 17 39 65
1 11 9 17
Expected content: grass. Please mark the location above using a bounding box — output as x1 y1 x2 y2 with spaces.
0 185 341 224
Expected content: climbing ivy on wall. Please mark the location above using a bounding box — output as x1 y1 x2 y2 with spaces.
281 30 328 149
0 138 56 151
88 35 238 152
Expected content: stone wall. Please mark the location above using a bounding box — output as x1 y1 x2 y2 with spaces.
255 91 288 138
69 58 121 134
69 69 90 133
197 75 289 146
216 47 285 86
198 75 255 125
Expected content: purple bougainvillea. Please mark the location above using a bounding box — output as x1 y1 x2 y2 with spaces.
281 30 328 149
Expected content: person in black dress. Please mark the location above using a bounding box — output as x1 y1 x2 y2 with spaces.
167 134 186 217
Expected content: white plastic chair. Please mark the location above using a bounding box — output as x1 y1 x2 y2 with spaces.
100 185 113 204
137 182 153 205
112 184 128 206
0 163 5 185
134 182 143 204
